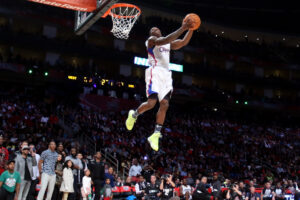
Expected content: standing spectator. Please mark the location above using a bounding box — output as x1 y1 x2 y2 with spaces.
27 144 40 200
51 154 63 200
129 159 142 183
56 143 66 161
181 178 192 200
37 141 58 200
100 178 113 200
60 160 74 200
212 172 222 200
11 141 28 160
0 160 21 200
77 153 87 195
0 135 9 175
14 145 37 200
88 152 105 200
105 167 115 187
81 169 92 200
143 163 154 183
65 148 83 200
245 186 260 200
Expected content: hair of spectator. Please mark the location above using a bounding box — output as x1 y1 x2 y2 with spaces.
63 159 74 169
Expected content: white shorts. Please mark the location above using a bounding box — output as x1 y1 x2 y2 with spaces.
145 66 173 102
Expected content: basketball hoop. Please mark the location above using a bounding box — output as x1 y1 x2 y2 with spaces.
103 3 141 39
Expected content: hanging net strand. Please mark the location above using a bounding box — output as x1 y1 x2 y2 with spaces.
109 4 141 39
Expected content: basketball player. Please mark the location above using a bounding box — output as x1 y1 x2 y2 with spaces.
126 19 194 151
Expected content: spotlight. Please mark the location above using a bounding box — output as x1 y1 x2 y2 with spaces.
44 72 48 76
235 100 239 104
28 69 33 74
244 101 248 105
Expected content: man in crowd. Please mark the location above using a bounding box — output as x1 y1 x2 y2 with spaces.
89 151 105 200
0 160 21 200
27 144 40 200
65 148 83 200
226 183 242 200
135 175 147 200
261 182 275 200
239 181 248 200
0 135 9 175
212 172 222 200
14 145 36 200
245 186 260 200
129 158 142 183
193 176 212 200
37 141 58 200
145 175 161 200
160 175 175 200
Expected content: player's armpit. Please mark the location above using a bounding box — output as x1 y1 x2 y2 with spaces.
148 36 158 48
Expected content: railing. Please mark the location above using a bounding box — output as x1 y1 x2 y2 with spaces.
100 149 120 176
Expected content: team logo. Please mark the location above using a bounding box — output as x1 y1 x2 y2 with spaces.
5 178 16 187
159 47 170 53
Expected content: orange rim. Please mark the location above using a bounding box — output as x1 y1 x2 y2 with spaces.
102 3 141 19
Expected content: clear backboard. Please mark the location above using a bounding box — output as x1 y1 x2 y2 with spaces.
74 0 119 35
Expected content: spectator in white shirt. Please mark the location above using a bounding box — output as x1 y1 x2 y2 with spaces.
81 169 92 200
129 159 142 183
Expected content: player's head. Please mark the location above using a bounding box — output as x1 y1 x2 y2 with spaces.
150 27 162 37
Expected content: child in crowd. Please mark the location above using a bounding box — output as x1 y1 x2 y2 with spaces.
101 178 113 200
81 169 92 200
60 160 74 200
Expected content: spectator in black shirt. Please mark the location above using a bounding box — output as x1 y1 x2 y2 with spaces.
88 151 105 200
160 175 175 200
212 172 222 200
135 175 147 200
193 176 212 200
239 181 248 200
145 175 161 200
143 163 155 183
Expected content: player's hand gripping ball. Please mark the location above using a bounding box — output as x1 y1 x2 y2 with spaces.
183 13 201 30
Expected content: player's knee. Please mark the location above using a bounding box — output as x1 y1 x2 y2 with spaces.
147 99 157 109
160 99 169 110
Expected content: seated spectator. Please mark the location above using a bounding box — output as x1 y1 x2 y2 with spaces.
274 182 285 200
135 175 147 200
160 175 175 200
245 186 260 200
115 177 124 187
180 178 192 200
239 181 248 200
261 182 275 200
145 175 161 200
193 177 213 200
226 183 243 200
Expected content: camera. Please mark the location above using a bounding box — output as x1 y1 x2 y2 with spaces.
161 174 171 180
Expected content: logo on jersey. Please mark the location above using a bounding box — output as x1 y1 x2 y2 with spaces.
159 47 170 53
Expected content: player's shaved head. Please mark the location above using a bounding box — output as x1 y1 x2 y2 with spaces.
150 27 162 37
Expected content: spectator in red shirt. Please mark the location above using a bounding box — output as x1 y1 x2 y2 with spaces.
0 135 9 175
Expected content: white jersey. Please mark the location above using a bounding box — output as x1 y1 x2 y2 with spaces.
146 40 171 69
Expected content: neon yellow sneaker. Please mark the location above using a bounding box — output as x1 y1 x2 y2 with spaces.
147 132 161 151
125 110 137 131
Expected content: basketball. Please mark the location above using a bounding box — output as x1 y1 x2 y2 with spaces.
183 13 201 30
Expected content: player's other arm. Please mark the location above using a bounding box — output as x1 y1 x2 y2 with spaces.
148 21 191 48
171 30 193 50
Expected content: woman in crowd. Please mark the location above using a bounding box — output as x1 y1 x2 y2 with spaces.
52 154 63 200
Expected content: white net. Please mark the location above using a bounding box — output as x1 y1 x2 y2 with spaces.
110 5 141 39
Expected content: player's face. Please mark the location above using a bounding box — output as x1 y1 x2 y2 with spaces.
150 27 162 37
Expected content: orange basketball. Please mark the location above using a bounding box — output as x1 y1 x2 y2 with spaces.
183 13 201 30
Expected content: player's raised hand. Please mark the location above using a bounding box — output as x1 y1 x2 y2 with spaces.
182 18 193 31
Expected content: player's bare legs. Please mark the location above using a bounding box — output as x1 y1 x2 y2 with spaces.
125 95 157 131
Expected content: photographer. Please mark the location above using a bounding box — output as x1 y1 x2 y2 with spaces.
225 183 243 200
145 175 161 200
193 176 213 200
160 174 175 200
261 182 275 200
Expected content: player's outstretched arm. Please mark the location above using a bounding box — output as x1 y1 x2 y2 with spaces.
148 20 191 48
170 30 193 50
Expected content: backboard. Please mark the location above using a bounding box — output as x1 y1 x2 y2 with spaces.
74 0 119 35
